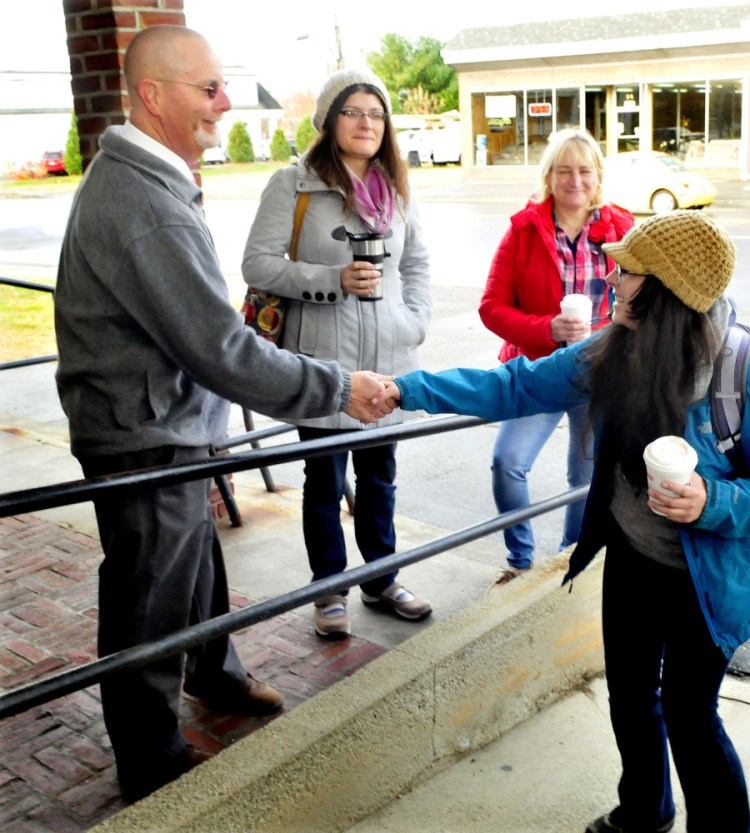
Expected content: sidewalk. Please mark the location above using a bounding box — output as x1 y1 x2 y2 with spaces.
343 673 750 833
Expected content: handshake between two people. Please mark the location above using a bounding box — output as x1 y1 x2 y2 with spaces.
345 372 404 424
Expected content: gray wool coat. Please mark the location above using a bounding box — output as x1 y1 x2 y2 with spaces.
242 156 432 430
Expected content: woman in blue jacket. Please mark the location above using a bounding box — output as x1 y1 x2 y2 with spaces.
382 211 750 833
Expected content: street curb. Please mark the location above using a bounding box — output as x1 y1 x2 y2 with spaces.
91 550 605 833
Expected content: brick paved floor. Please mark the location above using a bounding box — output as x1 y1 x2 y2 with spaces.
0 514 386 832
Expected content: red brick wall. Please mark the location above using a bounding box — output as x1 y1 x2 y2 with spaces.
61 1 186 169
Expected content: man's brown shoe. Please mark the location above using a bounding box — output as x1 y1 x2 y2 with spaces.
190 673 283 716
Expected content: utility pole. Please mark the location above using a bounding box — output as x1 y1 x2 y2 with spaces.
332 4 344 72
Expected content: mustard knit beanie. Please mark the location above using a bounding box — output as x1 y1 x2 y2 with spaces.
602 210 735 313
313 69 391 132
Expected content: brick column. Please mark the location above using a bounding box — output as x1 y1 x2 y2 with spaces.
62 0 186 169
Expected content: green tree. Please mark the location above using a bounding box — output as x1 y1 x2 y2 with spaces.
367 34 458 114
401 84 442 115
270 128 291 162
64 112 83 176
295 115 316 155
227 120 254 163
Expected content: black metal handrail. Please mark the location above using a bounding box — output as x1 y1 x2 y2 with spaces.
0 416 486 516
214 422 295 450
1 277 55 293
0 276 57 370
0 413 590 720
0 486 587 720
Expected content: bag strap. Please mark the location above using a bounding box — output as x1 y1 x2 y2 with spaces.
289 191 310 262
711 303 750 467
241 190 310 314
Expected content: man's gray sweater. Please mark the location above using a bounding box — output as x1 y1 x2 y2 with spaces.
55 126 349 458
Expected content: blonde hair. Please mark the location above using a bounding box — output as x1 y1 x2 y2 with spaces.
535 128 605 208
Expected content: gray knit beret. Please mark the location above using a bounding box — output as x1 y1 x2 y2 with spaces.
602 210 735 313
313 69 391 132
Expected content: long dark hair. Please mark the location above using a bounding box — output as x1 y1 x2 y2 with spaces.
587 276 713 488
306 84 409 213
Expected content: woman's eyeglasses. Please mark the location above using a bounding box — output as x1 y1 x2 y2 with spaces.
339 109 388 122
609 265 639 285
155 79 229 99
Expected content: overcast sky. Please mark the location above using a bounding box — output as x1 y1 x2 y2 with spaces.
184 0 743 98
2 0 745 100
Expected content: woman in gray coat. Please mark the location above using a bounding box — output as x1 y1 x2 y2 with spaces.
242 69 432 640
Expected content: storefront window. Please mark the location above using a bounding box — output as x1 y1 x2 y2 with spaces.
709 79 742 139
651 78 741 164
616 85 640 152
479 91 523 165
472 89 567 165
472 76 745 169
556 88 581 132
527 89 552 163
652 82 705 159
585 87 607 149
706 79 742 164
514 93 526 152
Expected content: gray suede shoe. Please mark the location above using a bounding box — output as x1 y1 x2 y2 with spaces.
314 595 350 640
361 582 432 621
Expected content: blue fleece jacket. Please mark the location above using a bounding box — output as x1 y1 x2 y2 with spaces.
397 336 750 657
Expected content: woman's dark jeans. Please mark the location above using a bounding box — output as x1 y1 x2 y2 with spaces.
602 521 749 832
298 426 398 597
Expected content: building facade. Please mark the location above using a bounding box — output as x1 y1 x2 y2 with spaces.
0 67 283 174
443 5 750 177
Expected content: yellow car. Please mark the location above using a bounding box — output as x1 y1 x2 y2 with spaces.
603 151 717 214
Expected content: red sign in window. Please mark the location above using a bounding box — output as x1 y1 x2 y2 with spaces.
528 102 552 117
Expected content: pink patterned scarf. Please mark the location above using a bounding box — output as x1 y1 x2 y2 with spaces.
347 165 394 234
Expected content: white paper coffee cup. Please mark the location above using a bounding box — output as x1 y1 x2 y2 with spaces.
560 293 593 319
643 436 698 516
560 294 593 338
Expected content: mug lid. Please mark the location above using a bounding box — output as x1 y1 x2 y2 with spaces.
346 231 386 241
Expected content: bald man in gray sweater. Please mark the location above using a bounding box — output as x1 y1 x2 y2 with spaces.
55 24 392 802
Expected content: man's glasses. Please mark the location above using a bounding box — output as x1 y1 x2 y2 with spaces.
339 109 388 122
155 79 229 99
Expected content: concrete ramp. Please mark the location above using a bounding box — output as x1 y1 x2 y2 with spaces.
92 551 604 833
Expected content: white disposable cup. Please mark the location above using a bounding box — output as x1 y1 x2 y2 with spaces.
643 436 698 516
560 294 593 338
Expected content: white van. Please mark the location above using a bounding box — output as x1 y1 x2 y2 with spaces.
430 125 462 165
397 130 433 167
397 125 462 167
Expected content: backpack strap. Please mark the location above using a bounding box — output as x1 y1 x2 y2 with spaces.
711 308 750 466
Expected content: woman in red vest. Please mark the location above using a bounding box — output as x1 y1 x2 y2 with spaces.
479 128 634 590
